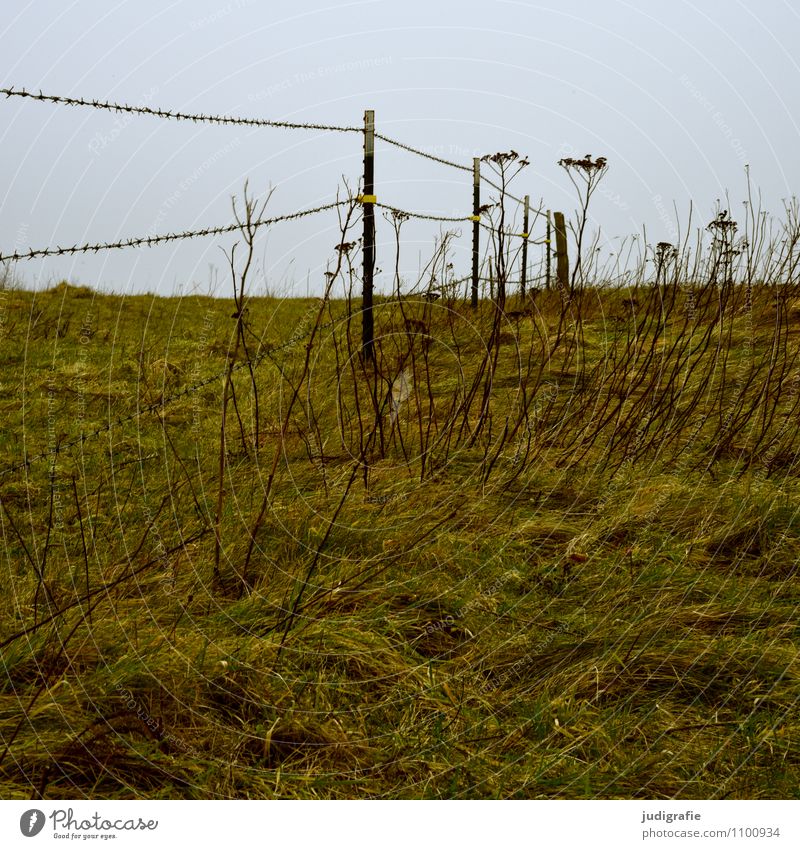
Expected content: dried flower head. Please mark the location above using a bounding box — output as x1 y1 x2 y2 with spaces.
481 150 530 167
707 210 738 234
558 154 608 172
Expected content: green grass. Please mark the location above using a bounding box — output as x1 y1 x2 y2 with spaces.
0 279 798 799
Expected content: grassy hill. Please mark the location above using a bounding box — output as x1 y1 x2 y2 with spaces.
1 279 798 799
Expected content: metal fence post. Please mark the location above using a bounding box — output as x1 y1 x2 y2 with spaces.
471 157 480 308
362 109 375 361
520 194 529 299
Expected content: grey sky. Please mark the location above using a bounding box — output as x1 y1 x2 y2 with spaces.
2 0 799 296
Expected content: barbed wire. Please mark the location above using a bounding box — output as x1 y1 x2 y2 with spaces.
0 201 350 262
481 177 524 206
377 202 549 242
0 197 547 266
3 84 544 219
374 131 529 206
449 271 550 287
0 86 559 482
445 272 547 286
374 132 472 174
376 202 473 224
0 86 361 133
479 220 549 244
0 313 343 480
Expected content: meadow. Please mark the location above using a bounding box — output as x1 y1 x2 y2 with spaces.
0 272 799 799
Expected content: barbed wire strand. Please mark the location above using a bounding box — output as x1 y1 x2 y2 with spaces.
0 201 350 263
0 86 361 133
3 85 544 215
374 132 530 205
376 202 473 224
449 271 549 287
378 202 547 241
1 198 548 264
480 220 550 244
374 132 472 173
481 177 525 206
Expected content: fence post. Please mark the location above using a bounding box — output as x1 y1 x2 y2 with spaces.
553 210 569 298
520 194 529 300
362 109 375 362
471 157 480 308
545 209 552 291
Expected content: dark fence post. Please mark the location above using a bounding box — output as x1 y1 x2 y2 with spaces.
362 109 375 361
520 194 529 299
471 157 480 308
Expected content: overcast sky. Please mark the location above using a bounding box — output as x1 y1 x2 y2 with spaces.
2 0 799 296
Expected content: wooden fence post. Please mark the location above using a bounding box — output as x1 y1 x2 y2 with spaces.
471 157 480 308
545 209 552 291
553 210 569 298
520 194 529 299
362 109 375 361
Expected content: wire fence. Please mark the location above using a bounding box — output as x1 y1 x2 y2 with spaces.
2 86 536 205
0 84 555 478
374 131 530 204
1 84 542 234
0 200 544 263
0 201 350 263
375 201 473 224
0 86 362 133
